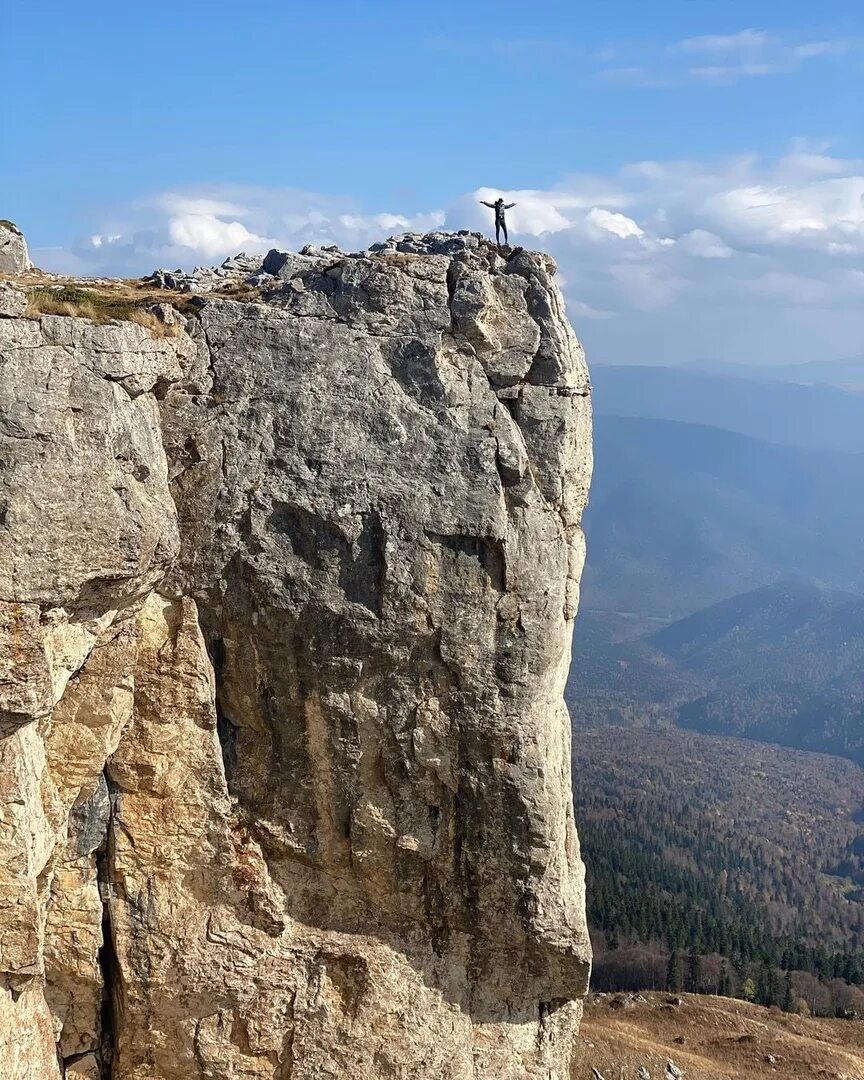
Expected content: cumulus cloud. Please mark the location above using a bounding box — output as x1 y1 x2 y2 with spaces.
166 215 276 259
586 208 645 240
29 147 864 366
35 187 445 278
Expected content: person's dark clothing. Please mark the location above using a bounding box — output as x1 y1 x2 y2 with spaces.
481 199 516 245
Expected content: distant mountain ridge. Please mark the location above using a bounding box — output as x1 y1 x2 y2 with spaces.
699 356 864 393
592 364 864 453
567 580 864 764
583 415 864 617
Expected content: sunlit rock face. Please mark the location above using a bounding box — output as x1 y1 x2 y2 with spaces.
0 232 592 1080
0 220 29 274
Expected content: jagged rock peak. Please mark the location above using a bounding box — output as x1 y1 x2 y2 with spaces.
143 230 561 296
0 231 593 1079
0 219 30 273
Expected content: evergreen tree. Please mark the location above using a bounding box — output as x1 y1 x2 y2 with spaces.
782 970 794 1012
666 950 684 992
768 965 779 1006
572 748 864 999
686 945 701 993
741 977 757 1002
756 959 777 1007
717 960 732 997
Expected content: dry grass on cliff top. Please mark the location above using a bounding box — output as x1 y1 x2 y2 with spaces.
23 286 184 336
2 268 257 334
572 992 864 1080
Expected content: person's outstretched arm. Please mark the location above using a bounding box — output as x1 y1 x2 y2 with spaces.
480 201 496 208
504 202 516 209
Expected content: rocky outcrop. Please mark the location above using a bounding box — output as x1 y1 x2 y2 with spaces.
0 233 593 1079
0 221 30 274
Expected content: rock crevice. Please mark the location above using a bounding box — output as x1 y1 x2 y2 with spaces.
0 231 592 1079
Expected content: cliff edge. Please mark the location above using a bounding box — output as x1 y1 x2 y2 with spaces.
0 231 593 1079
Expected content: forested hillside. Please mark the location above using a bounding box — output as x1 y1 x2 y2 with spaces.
572 728 864 1015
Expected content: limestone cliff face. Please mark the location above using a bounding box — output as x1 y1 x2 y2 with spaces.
0 221 30 274
0 233 593 1080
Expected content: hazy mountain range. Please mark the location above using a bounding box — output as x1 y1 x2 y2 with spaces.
698 357 864 393
569 578 864 764
575 363 864 759
591 364 864 453
570 361 864 1002
583 414 864 617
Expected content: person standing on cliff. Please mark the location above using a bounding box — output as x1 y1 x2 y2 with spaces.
480 197 516 247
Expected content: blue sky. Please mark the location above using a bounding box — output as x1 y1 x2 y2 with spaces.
3 0 864 365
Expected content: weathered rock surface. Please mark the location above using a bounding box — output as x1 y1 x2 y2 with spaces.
0 282 27 318
0 232 593 1079
0 220 30 274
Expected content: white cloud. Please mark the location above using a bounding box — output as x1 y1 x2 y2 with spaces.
166 215 276 259
568 299 613 320
793 40 850 58
688 63 791 81
36 187 446 277
702 174 864 248
29 147 864 367
673 29 770 54
158 195 252 218
677 229 733 258
599 29 857 86
89 233 121 249
586 208 645 240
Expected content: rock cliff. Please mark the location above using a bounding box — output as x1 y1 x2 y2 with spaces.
0 232 593 1079
0 221 29 274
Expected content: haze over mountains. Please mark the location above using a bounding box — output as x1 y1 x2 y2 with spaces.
592 364 864 452
568 580 864 764
583 367 864 618
579 362 864 757
584 415 864 617
700 358 864 394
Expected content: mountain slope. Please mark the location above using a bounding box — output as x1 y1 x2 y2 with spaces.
573 993 864 1080
583 416 864 617
568 580 864 764
571 728 864 1014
